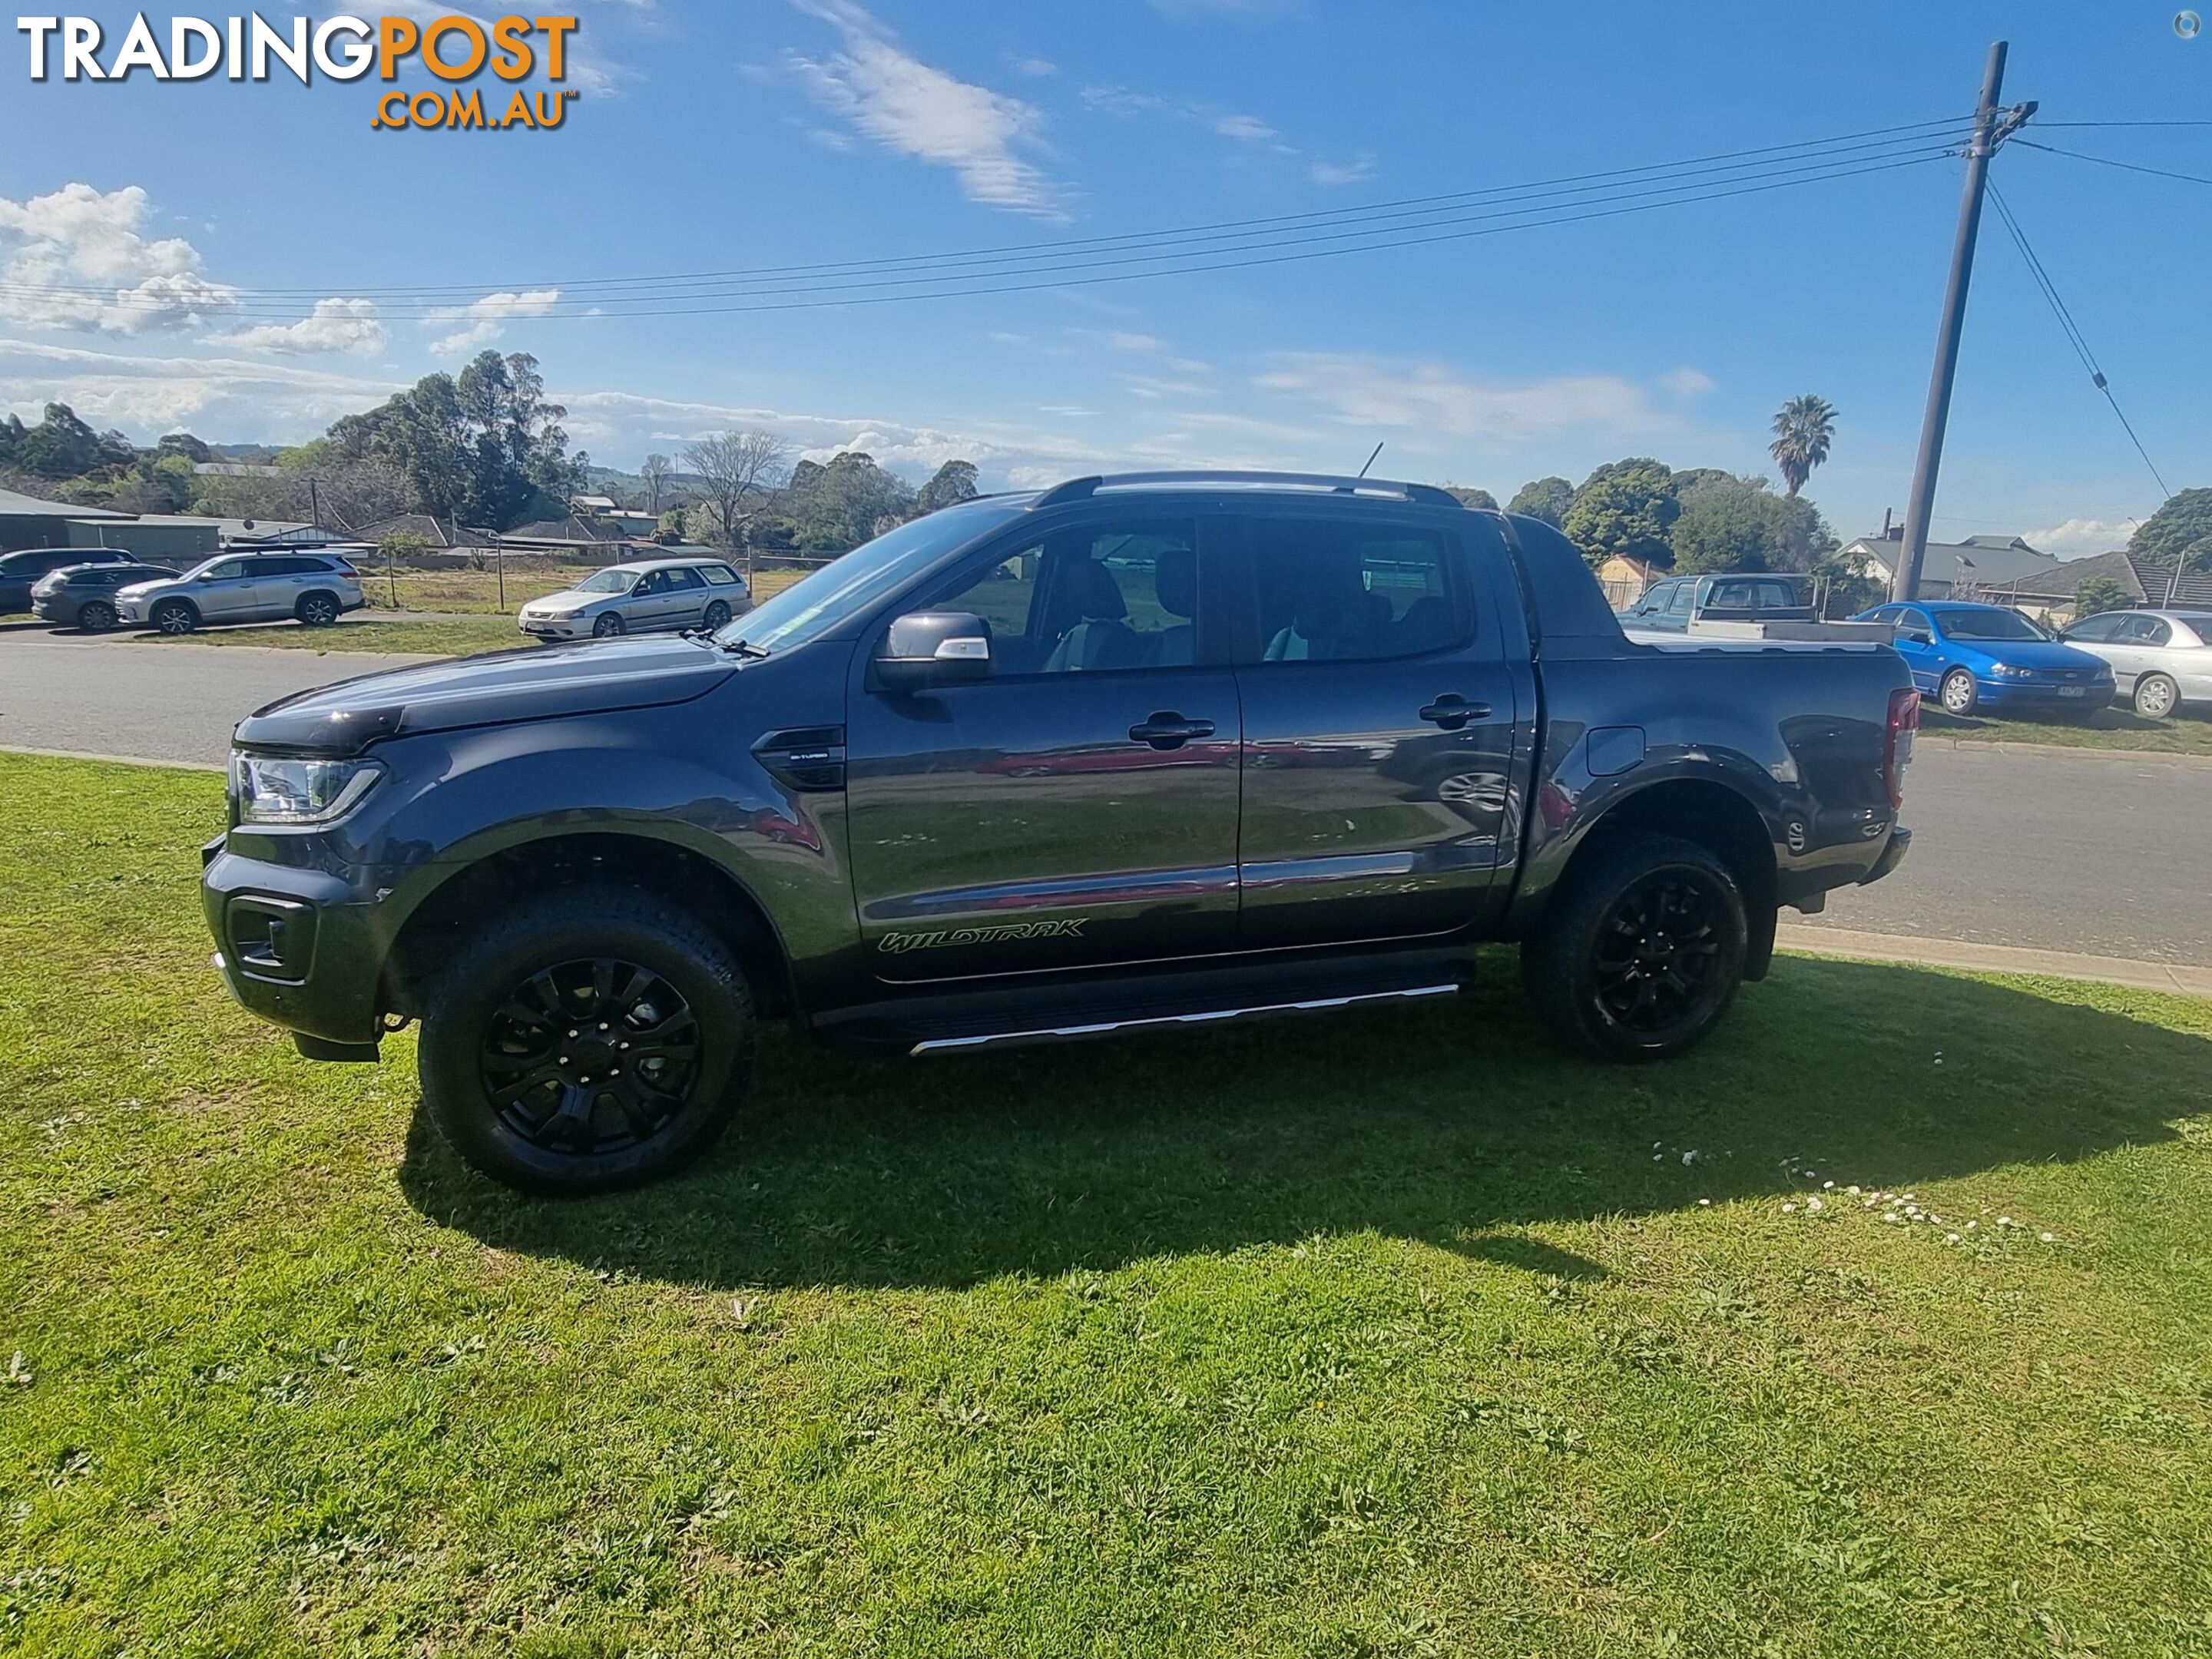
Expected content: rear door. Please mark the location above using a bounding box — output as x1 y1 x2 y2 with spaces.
654 565 705 628
1224 505 1525 951
845 508 1241 982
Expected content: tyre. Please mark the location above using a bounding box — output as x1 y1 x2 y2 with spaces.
296 591 341 627
2134 674 2178 720
592 612 626 638
418 886 756 1195
701 598 731 631
1522 831 1749 1061
76 599 118 633
151 599 197 636
1938 668 1978 716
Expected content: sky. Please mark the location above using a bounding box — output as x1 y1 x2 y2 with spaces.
1 0 2207 554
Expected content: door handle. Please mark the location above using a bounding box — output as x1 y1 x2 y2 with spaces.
1419 694 1490 730
1129 712 1216 750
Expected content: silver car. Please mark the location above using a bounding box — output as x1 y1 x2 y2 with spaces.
115 552 366 635
516 557 749 642
2055 608 2212 718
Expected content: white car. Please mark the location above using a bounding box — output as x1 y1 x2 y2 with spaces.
517 557 749 641
115 552 366 635
2055 608 2212 718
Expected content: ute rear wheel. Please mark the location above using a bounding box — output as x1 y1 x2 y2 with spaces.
2134 673 2178 720
151 599 197 636
1522 831 1748 1061
76 599 118 632
418 886 755 1194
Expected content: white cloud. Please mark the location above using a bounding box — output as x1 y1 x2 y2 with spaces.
2025 517 2135 558
1309 154 1376 188
214 298 387 356
1118 373 1216 400
0 336 398 433
1006 54 1057 77
785 0 1069 217
0 183 237 335
1214 113 1277 144
1108 331 1167 353
1661 367 1717 396
423 288 563 356
1254 353 1684 447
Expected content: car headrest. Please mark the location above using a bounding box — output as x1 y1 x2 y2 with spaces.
1155 546 1197 619
1070 558 1128 621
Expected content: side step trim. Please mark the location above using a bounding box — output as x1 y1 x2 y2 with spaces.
909 982 1459 1056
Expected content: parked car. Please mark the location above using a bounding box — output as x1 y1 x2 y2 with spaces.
115 552 366 635
31 561 181 630
516 557 748 641
1850 600 2114 717
1619 572 1817 634
0 547 135 614
205 470 1917 1194
2054 608 2212 719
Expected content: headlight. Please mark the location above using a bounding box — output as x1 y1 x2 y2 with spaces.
230 753 381 826
1988 664 2036 679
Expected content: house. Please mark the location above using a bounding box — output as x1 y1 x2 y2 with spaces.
1999 549 2212 620
1841 525 2060 601
0 485 130 552
1594 553 1664 609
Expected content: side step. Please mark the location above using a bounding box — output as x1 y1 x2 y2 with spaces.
910 982 1459 1056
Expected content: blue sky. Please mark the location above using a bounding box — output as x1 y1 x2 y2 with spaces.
2 0 2206 552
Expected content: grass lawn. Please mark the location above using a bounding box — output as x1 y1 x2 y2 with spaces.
1920 703 2212 756
5 750 2210 1656
368 563 814 618
134 615 528 657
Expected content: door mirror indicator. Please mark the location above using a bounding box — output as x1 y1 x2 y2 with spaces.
878 611 994 688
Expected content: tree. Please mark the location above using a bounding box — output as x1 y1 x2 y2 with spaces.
1441 484 1497 510
1769 394 1836 498
684 430 792 548
12 403 127 479
2128 488 2212 586
1506 475 1574 527
916 459 980 514
156 431 212 463
638 452 674 514
1561 458 1681 568
1671 474 1838 575
2074 575 2133 619
780 452 916 550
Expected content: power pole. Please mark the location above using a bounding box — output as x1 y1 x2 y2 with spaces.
1895 42 2036 601
306 475 323 533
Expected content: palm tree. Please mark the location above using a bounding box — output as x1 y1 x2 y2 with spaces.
1769 395 1837 498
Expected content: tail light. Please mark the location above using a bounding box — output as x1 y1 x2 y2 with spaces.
1884 687 1919 809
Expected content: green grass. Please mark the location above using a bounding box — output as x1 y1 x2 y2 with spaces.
5 751 2211 1657
1921 703 2212 755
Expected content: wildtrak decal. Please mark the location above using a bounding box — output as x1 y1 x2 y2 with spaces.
878 919 1086 953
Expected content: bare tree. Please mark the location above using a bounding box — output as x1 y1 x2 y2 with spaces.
683 430 790 548
638 452 673 514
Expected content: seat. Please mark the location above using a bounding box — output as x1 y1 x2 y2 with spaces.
1150 545 1197 667
1396 595 1455 654
1043 560 1144 672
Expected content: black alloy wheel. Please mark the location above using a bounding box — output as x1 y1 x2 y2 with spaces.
478 958 701 1157
1590 871 1726 1035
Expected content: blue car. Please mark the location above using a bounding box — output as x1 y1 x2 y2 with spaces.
1852 600 2114 718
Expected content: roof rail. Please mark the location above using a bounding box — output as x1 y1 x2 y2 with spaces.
1029 470 1466 511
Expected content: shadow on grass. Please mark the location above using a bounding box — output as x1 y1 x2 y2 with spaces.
399 955 2209 1290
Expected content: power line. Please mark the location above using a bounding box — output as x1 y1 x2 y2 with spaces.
1984 177 2171 498
2010 137 2212 187
0 117 1975 317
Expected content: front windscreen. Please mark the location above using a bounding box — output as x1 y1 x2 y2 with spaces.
573 568 634 594
714 499 1027 656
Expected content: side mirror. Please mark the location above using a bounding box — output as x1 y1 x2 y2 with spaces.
877 611 993 689
1897 626 1931 644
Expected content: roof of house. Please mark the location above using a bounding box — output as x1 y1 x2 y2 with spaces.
1844 533 2058 590
504 516 628 544
570 494 620 512
0 486 129 519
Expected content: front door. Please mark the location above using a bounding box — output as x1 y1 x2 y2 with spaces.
846 511 1240 982
194 559 260 621
1226 507 1525 951
1891 605 1942 693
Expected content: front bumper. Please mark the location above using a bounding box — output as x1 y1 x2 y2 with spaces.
1975 677 2114 710
203 836 392 1050
519 613 588 639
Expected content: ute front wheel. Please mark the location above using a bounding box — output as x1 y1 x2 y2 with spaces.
1522 832 1748 1061
418 886 755 1194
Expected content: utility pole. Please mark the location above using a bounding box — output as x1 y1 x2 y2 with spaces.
306 475 323 533
1895 42 2036 601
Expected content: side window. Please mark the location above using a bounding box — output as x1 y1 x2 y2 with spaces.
664 567 704 590
699 565 737 586
2065 612 2120 641
206 560 248 581
634 571 667 594
1667 581 1697 615
1898 607 1934 636
1247 518 1465 664
931 516 1200 675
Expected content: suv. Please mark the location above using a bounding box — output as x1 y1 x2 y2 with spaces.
117 552 366 634
204 472 1916 1194
31 561 181 630
0 546 134 614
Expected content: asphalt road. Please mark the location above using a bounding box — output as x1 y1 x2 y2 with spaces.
3 632 2207 965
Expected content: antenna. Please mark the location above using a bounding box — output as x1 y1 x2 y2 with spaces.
1356 441 1384 478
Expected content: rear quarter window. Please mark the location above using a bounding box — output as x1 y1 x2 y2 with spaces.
700 565 738 585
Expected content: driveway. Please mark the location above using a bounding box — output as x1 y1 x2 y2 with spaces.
4 633 2207 966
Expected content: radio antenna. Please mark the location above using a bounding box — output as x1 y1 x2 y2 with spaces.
1356 441 1384 478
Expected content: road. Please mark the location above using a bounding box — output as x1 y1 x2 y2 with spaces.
3 632 2208 966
